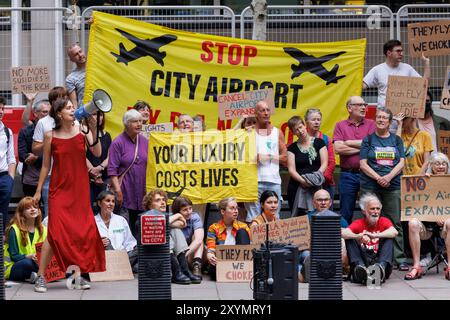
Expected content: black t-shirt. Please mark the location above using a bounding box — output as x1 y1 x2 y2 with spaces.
287 137 326 175
86 131 112 180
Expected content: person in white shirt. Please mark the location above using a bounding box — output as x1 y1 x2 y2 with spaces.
94 190 137 271
363 39 430 108
0 97 16 230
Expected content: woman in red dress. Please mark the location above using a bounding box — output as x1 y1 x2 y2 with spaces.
33 97 106 293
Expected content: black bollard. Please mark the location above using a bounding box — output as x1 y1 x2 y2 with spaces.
138 209 171 300
0 213 4 300
308 210 342 300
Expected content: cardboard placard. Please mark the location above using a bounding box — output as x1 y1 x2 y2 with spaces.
35 242 65 283
407 20 450 58
141 122 173 138
401 175 450 222
216 245 258 261
385 75 427 118
216 260 253 283
89 250 134 282
438 130 450 157
218 88 274 120
440 66 450 110
10 65 51 94
141 214 166 245
250 216 310 250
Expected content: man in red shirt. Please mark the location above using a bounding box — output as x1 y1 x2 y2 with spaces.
342 193 398 284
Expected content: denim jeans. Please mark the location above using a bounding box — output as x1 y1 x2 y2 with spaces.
339 171 360 224
244 182 282 223
9 258 38 281
41 176 50 219
0 173 14 230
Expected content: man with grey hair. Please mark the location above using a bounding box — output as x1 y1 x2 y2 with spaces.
66 43 86 109
177 114 194 132
18 99 51 196
333 96 376 224
342 193 397 285
108 109 148 237
244 100 287 223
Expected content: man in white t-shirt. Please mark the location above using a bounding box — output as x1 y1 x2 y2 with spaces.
363 39 430 108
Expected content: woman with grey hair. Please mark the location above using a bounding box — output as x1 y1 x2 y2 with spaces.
360 107 407 270
406 152 450 281
107 109 148 237
304 108 336 208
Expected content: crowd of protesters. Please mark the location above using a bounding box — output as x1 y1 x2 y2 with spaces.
1 39 450 293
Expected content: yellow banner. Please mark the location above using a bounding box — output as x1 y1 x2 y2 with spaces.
146 129 257 204
85 12 366 142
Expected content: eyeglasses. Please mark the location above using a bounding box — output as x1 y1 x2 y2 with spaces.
349 103 368 107
432 162 448 167
315 198 331 203
376 115 390 120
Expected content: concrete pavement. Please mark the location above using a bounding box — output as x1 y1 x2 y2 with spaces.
5 268 450 300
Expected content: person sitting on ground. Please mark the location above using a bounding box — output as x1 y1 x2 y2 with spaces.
172 195 204 280
143 189 201 284
309 189 350 277
342 193 398 285
405 152 450 281
94 190 138 273
206 197 251 280
3 197 46 283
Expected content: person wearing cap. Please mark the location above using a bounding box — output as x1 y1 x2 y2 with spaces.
342 193 397 285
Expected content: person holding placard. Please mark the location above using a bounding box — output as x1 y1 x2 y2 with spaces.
360 107 407 271
362 39 430 108
172 195 204 280
3 197 46 283
32 97 106 293
405 152 450 281
206 197 251 280
286 115 327 217
418 91 450 152
395 114 433 175
94 190 137 272
305 108 336 207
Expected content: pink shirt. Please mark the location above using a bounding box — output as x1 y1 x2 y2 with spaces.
332 118 376 170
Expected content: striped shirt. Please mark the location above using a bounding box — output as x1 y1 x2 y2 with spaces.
206 219 250 251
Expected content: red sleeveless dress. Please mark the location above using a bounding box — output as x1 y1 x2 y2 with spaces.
47 133 105 273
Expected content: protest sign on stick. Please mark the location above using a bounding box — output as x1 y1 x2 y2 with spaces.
10 65 50 94
218 88 275 120
407 20 450 58
440 66 450 110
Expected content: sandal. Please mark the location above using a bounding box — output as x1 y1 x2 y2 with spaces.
398 262 409 271
404 266 424 281
445 268 450 281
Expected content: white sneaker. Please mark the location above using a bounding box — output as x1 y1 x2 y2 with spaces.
28 272 38 284
34 275 47 293
74 277 91 290
420 253 432 267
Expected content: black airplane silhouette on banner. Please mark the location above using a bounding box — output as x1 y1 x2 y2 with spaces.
166 186 187 201
111 28 177 66
284 47 347 85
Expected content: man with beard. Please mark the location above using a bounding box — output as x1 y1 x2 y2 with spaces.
342 193 397 285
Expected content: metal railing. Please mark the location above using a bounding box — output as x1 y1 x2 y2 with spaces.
80 6 236 52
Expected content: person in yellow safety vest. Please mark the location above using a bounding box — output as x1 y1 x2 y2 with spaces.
3 196 47 282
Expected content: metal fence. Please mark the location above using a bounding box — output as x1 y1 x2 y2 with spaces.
396 4 450 100
80 6 236 52
0 7 73 105
0 4 449 105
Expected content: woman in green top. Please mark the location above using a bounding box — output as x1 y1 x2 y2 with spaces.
3 196 47 281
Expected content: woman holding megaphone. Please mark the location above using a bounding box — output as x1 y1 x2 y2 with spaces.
32 97 106 293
